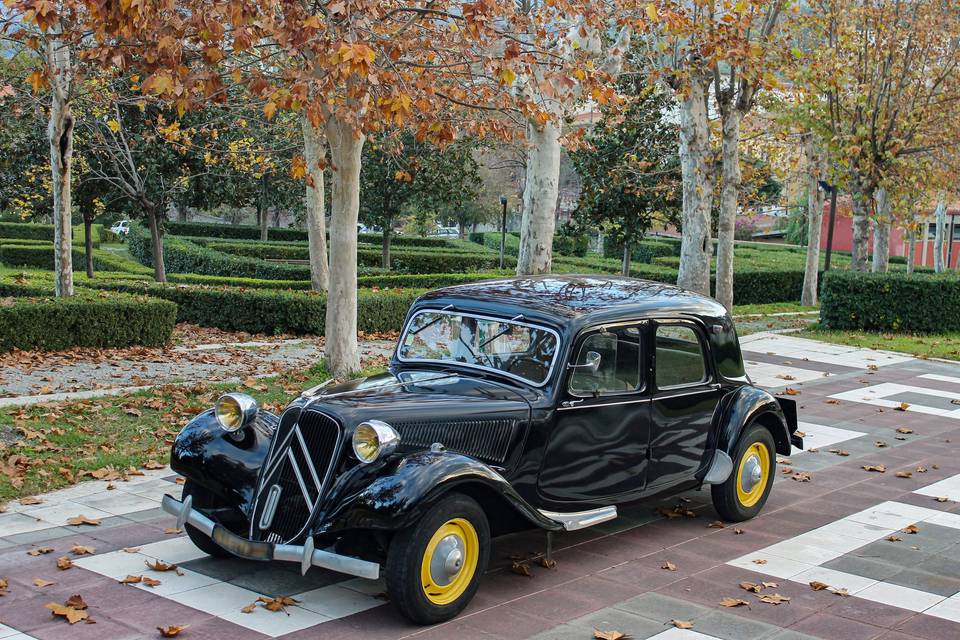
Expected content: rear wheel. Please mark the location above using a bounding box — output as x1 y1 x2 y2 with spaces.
181 481 231 558
711 423 776 522
385 493 490 624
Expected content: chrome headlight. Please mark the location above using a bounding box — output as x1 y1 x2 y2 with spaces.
214 393 259 432
352 420 400 464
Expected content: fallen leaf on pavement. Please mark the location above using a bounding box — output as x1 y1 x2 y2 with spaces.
752 559 767 565
887 535 902 542
163 528 182 535
257 595 299 613
157 625 188 637
903 524 919 534
593 630 628 640
537 557 557 569
142 577 161 587
33 578 55 588
831 587 850 597
146 560 183 575
671 620 694 629
119 575 142 584
935 496 950 503
862 464 886 473
241 602 257 613
510 561 532 577
707 521 725 528
65 515 101 526
809 581 829 591
896 471 913 478
720 597 750 607
71 544 96 555
46 601 89 624
792 472 811 482
896 427 913 433
56 556 72 570
895 403 909 411
661 561 677 571
740 581 763 593
27 546 54 556
19 496 42 505
757 593 791 605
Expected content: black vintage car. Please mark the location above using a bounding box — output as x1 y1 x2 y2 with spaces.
162 275 801 623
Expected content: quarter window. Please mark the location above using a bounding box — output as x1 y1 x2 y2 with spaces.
656 324 707 388
569 327 642 396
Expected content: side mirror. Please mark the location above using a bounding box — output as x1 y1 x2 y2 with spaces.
569 350 602 375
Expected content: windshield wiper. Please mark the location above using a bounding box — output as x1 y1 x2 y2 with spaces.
477 314 524 350
409 304 454 336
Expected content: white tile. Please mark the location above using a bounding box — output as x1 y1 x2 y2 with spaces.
339 577 386 596
914 474 960 503
74 491 160 516
647 629 717 640
218 603 331 638
19 501 112 527
790 566 878 595
136 536 207 564
132 567 220 596
788 530 868 556
925 596 960 623
919 373 960 386
297 584 381 618
855 581 945 612
760 541 845 565
792 422 867 456
0 624 23 639
739 333 913 368
727 553 814 579
812 519 894 542
743 361 825 388
923 511 960 530
846 501 938 530
167 581 263 617
0 512 52 537
73 550 157 580
829 382 960 418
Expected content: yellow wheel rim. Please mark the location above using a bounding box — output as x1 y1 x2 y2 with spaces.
420 517 479 606
736 442 770 508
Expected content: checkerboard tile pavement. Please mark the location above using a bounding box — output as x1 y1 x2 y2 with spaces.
2 333 960 639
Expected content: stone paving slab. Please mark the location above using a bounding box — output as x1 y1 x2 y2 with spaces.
2 334 960 639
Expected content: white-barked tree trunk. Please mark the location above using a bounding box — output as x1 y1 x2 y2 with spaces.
934 199 947 273
872 188 890 273
715 108 741 309
516 118 561 275
801 133 826 307
46 29 74 297
302 115 329 292
676 79 713 296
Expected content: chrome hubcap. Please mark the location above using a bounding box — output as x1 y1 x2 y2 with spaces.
430 534 465 586
740 455 762 493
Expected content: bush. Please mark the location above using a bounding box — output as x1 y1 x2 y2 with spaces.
0 292 176 352
85 279 424 335
470 231 521 256
165 221 308 242
820 270 960 332
0 222 103 248
603 237 680 262
0 243 152 274
168 271 510 291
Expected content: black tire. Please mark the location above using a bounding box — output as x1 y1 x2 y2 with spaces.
711 423 776 522
181 481 231 558
385 493 490 625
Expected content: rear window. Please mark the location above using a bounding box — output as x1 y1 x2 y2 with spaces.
656 324 707 388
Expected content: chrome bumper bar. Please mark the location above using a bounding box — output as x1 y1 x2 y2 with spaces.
161 494 380 580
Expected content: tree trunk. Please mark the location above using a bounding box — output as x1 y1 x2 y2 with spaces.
801 134 826 307
517 118 561 275
177 203 187 222
934 200 946 273
259 173 269 241
144 202 167 282
848 173 872 271
676 80 713 295
907 227 916 274
715 108 742 310
302 115 329 292
871 188 890 273
382 227 392 270
622 241 631 276
324 115 365 378
47 34 74 297
84 218 94 278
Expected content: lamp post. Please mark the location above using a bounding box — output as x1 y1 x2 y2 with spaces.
819 180 838 271
499 195 508 270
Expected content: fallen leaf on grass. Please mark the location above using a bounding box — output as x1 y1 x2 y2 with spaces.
757 593 791 605
593 630 628 640
56 556 72 570
671 620 693 629
511 561 532 577
661 561 677 571
157 625 188 637
143 460 165 470
862 464 886 473
27 546 54 556
720 597 750 607
33 578 55 588
809 581 829 591
65 515 101 527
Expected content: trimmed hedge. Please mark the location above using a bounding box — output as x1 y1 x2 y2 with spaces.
470 231 588 258
603 237 680 262
0 292 176 351
0 243 153 274
165 221 308 242
167 271 511 291
0 222 107 248
820 270 960 332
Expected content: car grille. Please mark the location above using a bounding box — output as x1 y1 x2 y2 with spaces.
249 408 341 544
395 419 518 464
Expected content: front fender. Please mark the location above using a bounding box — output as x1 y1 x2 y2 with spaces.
170 409 275 514
316 450 562 535
715 385 797 457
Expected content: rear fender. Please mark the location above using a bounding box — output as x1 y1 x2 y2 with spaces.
715 385 796 458
316 450 562 536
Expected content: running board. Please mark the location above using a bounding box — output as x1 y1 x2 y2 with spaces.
538 506 617 531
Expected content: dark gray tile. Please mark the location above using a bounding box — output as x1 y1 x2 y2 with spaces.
565 607 665 639
886 568 960 597
613 592 711 623
851 539 934 568
693 611 781 640
4 526 76 545
822 555 903 581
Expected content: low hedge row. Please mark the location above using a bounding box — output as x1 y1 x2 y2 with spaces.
0 292 176 352
165 221 308 242
603 237 680 262
167 271 510 290
85 279 423 335
0 244 153 274
820 270 960 332
0 222 111 247
469 231 589 258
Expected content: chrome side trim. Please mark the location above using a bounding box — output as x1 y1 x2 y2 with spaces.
538 506 617 531
161 494 379 580
557 398 652 411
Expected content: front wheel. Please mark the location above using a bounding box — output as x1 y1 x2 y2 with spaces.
711 423 776 522
181 481 231 558
385 493 490 624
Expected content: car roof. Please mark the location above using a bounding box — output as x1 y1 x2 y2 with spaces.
412 275 729 330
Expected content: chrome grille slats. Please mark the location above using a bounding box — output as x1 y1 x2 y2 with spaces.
394 419 517 464
250 409 341 544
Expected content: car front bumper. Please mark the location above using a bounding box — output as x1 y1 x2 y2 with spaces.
160 494 380 580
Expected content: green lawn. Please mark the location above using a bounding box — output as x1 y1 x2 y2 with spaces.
799 326 960 361
731 302 818 316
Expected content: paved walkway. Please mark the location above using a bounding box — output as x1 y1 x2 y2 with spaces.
1 333 959 639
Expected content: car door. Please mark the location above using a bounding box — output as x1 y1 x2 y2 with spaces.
646 320 723 491
537 322 651 503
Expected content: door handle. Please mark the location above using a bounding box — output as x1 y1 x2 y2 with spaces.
560 399 585 408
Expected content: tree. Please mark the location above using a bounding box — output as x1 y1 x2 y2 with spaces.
360 133 481 268
801 131 826 306
570 73 681 274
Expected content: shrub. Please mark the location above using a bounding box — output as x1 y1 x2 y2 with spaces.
0 292 176 352
603 237 680 262
0 222 103 248
168 271 510 290
165 221 308 242
470 231 522 256
0 243 152 274
820 270 960 332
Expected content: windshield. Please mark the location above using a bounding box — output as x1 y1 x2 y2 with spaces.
398 310 559 386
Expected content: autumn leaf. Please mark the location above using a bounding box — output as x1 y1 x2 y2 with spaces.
671 620 693 629
935 496 950 503
902 524 919 534
499 68 517 86
257 595 300 613
510 561 532 577
33 578 55 588
707 520 726 528
862 464 886 473
751 559 767 565
66 515 101 526
19 496 42 505
241 602 257 613
46 601 89 624
593 630 628 640
0 578 8 596
887 535 902 542
719 597 750 607
895 471 913 478
142 577 162 587
56 556 73 570
896 427 914 434
740 581 763 593
538 557 557 569
27 546 54 556
146 560 182 575
158 625 189 637
895 402 909 411
809 581 829 591
661 561 677 571
792 472 811 482
71 544 95 555
757 593 791 605
119 575 142 584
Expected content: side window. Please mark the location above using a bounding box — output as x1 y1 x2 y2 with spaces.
656 324 708 388
569 326 642 396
